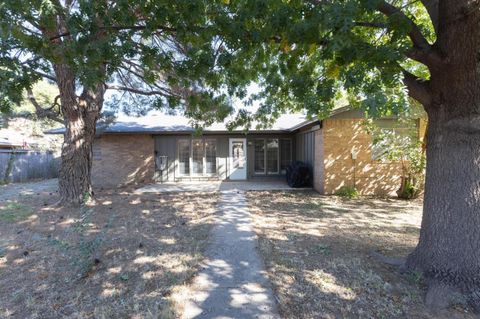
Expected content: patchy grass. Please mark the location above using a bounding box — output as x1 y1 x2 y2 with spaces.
247 191 475 319
0 202 34 222
0 187 217 318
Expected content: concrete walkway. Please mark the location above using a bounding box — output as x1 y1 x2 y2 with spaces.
135 180 310 194
182 190 279 319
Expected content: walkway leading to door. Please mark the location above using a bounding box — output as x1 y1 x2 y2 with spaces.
182 190 279 319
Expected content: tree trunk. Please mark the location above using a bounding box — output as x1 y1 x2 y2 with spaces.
58 108 98 205
404 1 480 310
55 64 105 205
405 107 480 309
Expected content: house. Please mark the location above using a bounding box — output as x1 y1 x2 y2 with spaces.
47 107 426 196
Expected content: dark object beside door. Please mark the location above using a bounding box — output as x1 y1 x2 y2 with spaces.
286 161 312 187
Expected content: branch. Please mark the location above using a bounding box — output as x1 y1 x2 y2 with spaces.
354 21 387 29
403 70 431 106
377 1 443 68
32 70 57 82
420 0 439 32
26 88 63 124
49 25 176 41
377 1 430 50
106 85 172 97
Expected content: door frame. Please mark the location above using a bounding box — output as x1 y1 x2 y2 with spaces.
229 138 247 180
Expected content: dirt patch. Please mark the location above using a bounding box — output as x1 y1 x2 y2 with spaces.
247 191 475 319
0 188 217 318
0 178 58 202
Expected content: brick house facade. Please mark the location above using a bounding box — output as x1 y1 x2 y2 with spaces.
48 110 424 195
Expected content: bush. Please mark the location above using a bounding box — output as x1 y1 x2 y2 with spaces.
335 186 359 199
397 175 422 199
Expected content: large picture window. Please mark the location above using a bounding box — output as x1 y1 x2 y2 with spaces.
177 138 217 176
254 138 289 175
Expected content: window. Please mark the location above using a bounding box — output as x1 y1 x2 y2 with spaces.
280 139 292 173
254 140 265 174
266 139 279 174
254 138 285 175
205 139 216 174
372 126 413 161
178 140 190 175
192 139 204 175
231 141 245 169
178 138 217 176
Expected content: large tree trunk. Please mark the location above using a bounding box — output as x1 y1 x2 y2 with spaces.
55 64 105 205
406 107 480 309
406 0 480 310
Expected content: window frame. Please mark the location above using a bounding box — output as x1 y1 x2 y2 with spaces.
204 139 217 176
177 138 217 176
253 139 266 175
266 138 280 174
253 138 285 176
177 139 191 176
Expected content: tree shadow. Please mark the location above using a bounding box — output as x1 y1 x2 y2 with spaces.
0 189 218 318
247 191 475 319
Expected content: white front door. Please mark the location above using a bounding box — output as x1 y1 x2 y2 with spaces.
229 138 247 180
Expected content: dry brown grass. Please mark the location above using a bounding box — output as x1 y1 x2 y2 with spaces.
247 191 475 319
0 187 217 318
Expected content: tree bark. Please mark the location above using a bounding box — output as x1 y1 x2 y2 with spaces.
406 107 480 309
405 0 480 310
55 64 105 205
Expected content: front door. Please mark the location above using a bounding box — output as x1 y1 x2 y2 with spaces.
229 138 247 180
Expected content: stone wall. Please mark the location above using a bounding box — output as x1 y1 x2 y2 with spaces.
320 119 404 196
92 134 154 189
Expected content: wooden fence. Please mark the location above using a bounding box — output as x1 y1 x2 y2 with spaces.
0 150 59 184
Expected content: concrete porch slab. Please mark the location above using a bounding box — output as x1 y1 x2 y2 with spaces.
134 180 311 194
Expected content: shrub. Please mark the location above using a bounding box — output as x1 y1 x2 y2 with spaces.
335 186 359 199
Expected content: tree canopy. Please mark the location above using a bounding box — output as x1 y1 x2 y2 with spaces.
203 0 438 126
0 0 235 126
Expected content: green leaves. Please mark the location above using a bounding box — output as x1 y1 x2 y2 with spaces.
207 0 434 125
0 0 435 128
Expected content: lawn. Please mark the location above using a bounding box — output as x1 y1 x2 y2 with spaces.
247 191 475 319
0 186 217 318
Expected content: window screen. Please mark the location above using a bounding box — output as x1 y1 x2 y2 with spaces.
192 139 204 175
254 140 265 173
178 140 190 175
266 139 279 174
205 139 216 174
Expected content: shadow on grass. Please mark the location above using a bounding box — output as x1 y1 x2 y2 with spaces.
0 189 217 318
247 190 475 319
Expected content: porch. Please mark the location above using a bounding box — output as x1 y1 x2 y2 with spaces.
134 179 311 194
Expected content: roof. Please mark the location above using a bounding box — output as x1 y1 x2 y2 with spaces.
46 106 352 135
0 137 24 148
46 112 322 135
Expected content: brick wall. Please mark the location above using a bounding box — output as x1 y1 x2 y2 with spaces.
320 119 404 196
92 134 154 189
